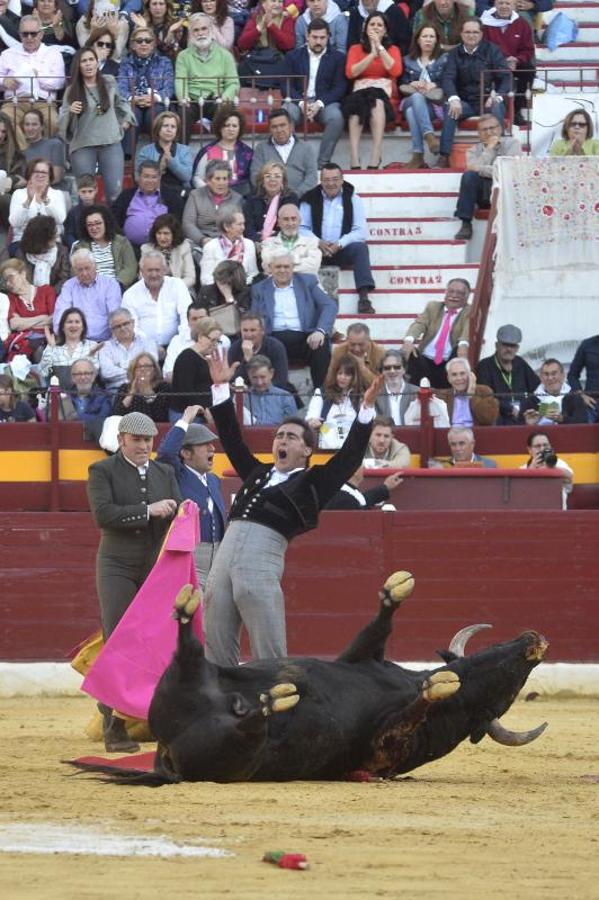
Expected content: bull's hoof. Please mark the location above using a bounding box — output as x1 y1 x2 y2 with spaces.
422 670 460 702
172 584 201 623
379 571 415 608
260 683 300 717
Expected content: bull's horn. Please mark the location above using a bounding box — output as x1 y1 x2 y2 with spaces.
486 718 548 746
448 623 492 657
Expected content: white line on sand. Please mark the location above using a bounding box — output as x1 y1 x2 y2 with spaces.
0 823 234 859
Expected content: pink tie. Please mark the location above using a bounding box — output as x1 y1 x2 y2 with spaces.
434 309 456 365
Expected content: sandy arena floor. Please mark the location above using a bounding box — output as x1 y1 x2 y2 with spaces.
0 695 598 900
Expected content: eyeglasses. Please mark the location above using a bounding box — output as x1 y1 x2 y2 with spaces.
32 169 50 175
135 37 154 44
136 364 155 370
383 364 403 371
96 40 114 48
112 321 133 329
570 121 588 128
21 31 41 37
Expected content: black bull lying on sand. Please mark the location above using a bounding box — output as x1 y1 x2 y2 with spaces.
70 572 549 785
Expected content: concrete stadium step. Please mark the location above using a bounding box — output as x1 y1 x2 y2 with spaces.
338 263 479 291
346 170 462 194
367 240 467 266
576 23 599 41
554 3 599 25
360 192 459 217
367 218 462 241
537 63 599 86
536 43 599 62
338 289 446 316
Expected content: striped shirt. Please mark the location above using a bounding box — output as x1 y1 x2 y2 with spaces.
91 241 116 278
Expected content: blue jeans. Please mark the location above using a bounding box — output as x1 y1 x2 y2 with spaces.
439 99 505 155
455 170 492 221
402 93 437 153
328 243 375 293
70 143 125 204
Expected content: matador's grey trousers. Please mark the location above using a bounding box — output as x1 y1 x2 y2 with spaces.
203 520 288 667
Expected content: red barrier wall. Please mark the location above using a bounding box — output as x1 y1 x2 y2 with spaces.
1 510 597 663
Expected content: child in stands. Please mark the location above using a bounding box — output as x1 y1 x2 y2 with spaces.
63 174 99 250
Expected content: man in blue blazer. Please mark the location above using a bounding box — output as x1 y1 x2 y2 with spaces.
282 19 348 168
157 404 227 588
250 252 337 388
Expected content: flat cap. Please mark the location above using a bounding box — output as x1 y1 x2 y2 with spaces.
496 324 522 345
182 423 218 446
118 412 158 436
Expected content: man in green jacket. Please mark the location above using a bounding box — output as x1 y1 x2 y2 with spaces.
175 13 240 142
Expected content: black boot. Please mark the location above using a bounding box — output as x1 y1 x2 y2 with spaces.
358 289 376 314
99 703 140 754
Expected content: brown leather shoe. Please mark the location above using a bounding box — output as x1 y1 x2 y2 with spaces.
424 132 440 154
437 154 450 168
454 221 473 240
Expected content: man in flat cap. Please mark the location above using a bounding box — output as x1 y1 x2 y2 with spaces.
476 324 540 425
87 410 181 752
157 404 226 589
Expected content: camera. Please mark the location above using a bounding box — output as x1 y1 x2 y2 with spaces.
539 447 558 468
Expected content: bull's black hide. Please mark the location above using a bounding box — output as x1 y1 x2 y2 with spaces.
68 572 548 785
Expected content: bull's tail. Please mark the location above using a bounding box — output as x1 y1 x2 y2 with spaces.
62 759 181 787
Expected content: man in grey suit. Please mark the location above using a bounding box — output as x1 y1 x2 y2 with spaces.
87 411 181 752
375 349 419 425
250 251 337 388
249 108 318 198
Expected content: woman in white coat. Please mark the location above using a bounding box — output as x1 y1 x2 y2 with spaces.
200 207 258 287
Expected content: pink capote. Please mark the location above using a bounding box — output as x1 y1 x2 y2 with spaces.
82 499 204 721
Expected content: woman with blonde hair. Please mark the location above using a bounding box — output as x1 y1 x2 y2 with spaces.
242 160 298 243
306 353 367 449
170 316 221 419
113 350 171 421
135 109 193 195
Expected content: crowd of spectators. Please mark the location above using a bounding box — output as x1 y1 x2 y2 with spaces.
0 0 590 507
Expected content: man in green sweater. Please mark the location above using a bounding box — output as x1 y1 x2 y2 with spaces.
175 13 240 142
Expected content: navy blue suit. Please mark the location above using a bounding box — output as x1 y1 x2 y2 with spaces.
250 273 336 388
283 46 348 106
282 45 348 167
156 423 226 547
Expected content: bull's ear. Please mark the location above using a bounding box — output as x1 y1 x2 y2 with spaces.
436 649 459 663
